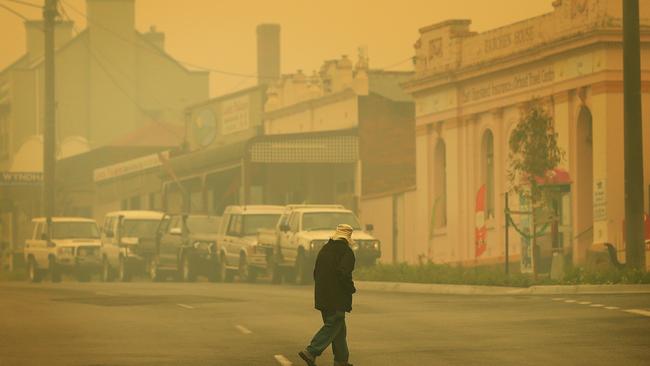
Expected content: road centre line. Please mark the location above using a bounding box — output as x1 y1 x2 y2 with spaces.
176 303 194 309
552 298 565 301
605 306 620 310
564 300 577 303
589 304 605 307
274 354 293 366
624 309 650 317
235 325 253 334
578 301 592 305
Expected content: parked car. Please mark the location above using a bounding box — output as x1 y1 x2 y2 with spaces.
100 210 164 282
217 205 285 282
259 205 380 285
24 217 102 282
149 213 221 282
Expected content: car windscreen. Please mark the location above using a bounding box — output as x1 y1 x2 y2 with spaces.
122 219 160 238
242 214 281 236
186 216 220 234
51 222 100 239
301 212 361 231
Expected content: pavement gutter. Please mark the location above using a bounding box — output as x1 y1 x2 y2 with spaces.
355 281 650 296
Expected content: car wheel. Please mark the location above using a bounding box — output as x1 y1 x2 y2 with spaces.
295 253 309 285
207 257 220 283
181 255 196 282
118 257 131 282
269 258 281 284
149 256 162 282
223 254 234 282
102 258 113 282
27 258 41 283
49 257 62 283
239 254 256 283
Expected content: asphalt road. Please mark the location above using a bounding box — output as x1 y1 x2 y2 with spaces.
1 278 649 366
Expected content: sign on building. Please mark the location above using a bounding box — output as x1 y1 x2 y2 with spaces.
93 151 169 182
593 179 607 221
221 95 250 135
0 172 43 186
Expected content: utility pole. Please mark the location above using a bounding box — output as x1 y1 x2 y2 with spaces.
623 0 646 270
43 0 57 229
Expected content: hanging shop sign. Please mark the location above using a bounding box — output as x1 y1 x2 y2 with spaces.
94 151 169 182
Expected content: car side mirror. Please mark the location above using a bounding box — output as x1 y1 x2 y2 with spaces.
365 224 374 232
170 227 182 236
280 224 290 232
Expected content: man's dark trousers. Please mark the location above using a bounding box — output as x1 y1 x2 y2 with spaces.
306 310 349 362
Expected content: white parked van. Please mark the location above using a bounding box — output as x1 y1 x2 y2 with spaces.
100 210 164 282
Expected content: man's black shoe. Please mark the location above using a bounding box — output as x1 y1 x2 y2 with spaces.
298 350 317 366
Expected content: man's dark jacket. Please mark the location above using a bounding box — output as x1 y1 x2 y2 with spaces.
313 238 356 312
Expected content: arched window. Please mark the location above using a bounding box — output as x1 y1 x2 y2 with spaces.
434 139 447 228
481 130 495 218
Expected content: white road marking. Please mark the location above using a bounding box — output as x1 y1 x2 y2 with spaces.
578 301 592 305
564 300 577 303
605 306 620 310
176 303 194 309
274 354 293 366
624 309 650 317
235 325 253 334
552 298 565 301
589 304 605 307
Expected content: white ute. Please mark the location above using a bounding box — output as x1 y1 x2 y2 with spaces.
24 217 102 282
100 210 164 282
263 205 380 285
216 205 285 282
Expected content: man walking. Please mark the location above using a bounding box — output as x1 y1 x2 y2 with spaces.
299 224 356 366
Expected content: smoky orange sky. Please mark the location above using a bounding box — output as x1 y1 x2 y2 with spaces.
1 0 553 97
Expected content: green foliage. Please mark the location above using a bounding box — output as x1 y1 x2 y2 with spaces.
508 100 564 204
354 263 650 287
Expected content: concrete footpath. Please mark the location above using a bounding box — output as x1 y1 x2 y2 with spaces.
356 280 650 296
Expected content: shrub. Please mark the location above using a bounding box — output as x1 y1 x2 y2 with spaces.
354 263 650 287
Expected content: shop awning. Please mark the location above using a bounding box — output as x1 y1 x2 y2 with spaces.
163 140 249 180
248 129 358 164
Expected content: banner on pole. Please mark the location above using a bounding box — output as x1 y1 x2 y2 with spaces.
475 184 487 258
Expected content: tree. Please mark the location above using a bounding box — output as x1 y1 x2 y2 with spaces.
508 99 564 275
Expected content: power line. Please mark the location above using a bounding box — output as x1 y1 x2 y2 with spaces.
0 2 30 21
57 5 186 142
60 0 278 81
2 0 41 9
378 56 414 70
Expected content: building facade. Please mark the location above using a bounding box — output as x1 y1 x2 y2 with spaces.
0 0 209 173
258 54 416 263
403 0 650 269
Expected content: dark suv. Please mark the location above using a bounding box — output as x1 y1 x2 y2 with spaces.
148 214 222 282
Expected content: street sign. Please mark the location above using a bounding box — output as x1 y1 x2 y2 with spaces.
0 172 43 186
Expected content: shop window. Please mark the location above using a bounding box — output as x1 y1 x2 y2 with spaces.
481 130 495 219
433 139 447 228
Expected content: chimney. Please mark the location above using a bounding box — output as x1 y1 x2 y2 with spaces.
256 24 281 86
143 25 165 50
24 20 74 62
